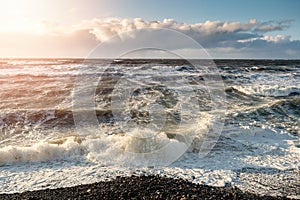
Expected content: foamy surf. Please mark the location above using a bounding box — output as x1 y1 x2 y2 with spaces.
232 85 300 97
0 126 299 197
0 114 213 166
0 137 84 164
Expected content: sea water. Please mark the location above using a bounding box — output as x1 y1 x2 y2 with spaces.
0 59 299 198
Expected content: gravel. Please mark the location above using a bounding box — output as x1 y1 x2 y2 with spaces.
0 175 292 200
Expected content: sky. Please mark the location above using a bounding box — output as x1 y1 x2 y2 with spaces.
0 0 299 58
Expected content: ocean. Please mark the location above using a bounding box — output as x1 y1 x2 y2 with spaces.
0 59 299 198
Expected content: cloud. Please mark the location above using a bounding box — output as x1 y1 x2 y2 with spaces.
75 18 261 43
237 35 291 43
1 18 299 58
75 18 293 44
254 20 293 32
74 18 300 58
74 18 298 48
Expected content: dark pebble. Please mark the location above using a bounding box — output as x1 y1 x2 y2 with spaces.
0 175 292 200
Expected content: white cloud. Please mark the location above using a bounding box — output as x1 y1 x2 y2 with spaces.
238 35 291 43
261 35 291 43
73 18 293 44
76 18 261 42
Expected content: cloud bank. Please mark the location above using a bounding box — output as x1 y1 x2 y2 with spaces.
1 18 299 58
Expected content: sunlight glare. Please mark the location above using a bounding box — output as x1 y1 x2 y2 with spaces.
0 0 36 33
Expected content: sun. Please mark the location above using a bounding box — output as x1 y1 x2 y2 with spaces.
0 0 36 33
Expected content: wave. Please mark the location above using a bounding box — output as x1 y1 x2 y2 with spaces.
231 85 300 97
228 98 300 135
225 87 261 100
0 114 214 166
0 110 73 127
0 109 74 144
3 59 84 66
0 136 84 164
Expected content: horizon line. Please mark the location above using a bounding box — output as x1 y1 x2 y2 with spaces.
1 57 300 60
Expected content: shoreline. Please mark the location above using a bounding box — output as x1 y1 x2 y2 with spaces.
0 175 291 200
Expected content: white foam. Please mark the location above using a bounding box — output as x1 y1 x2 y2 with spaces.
231 72 300 97
233 85 300 97
84 131 188 166
0 137 84 163
0 122 203 166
